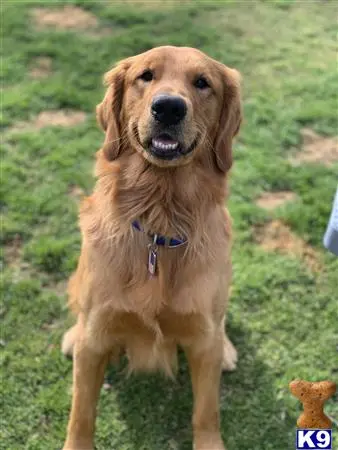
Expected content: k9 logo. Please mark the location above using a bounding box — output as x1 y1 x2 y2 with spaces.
296 429 332 449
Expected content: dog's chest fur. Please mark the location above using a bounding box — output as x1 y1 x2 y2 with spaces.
74 152 231 374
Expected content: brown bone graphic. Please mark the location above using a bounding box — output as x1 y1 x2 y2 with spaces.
289 379 336 429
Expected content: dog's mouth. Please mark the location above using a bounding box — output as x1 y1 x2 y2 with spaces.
149 133 198 160
135 127 198 161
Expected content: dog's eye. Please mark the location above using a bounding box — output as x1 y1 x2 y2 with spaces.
138 70 154 82
194 77 209 90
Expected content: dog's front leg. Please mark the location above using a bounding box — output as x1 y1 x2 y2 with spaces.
185 333 226 450
63 336 109 450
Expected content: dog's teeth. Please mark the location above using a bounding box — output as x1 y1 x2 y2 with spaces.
152 139 179 151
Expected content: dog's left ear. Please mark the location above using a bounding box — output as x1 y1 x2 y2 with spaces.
96 58 132 161
213 66 242 173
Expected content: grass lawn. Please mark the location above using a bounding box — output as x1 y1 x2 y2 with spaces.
1 1 337 449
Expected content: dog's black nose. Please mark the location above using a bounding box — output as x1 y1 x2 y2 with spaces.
151 95 187 125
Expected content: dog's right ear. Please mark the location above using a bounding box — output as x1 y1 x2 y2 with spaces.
213 65 242 173
96 59 132 161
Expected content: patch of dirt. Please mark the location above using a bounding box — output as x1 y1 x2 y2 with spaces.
290 128 338 167
41 319 64 331
34 110 86 128
68 185 85 200
254 220 321 271
3 234 23 268
51 279 68 297
256 191 297 210
3 235 36 283
8 110 86 133
86 27 113 39
3 236 68 305
30 57 53 79
122 0 184 7
3 235 43 290
32 6 98 30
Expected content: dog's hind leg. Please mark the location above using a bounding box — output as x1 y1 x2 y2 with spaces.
221 333 237 372
62 322 80 359
218 315 237 372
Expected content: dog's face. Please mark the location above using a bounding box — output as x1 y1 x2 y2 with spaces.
97 46 241 171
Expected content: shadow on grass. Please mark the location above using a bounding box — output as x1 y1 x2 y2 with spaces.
103 321 295 450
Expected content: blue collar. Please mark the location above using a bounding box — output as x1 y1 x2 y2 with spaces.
132 220 187 248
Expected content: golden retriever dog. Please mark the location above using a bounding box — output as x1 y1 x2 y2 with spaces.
61 45 242 450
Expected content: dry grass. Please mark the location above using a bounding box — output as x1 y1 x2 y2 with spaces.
290 128 338 167
3 234 23 268
254 220 321 271
256 191 297 210
68 185 85 201
29 57 53 79
8 110 86 133
32 6 98 30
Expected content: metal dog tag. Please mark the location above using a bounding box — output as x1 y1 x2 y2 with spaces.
148 245 158 276
148 234 158 276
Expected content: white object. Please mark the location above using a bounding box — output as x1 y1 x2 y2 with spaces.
323 186 338 256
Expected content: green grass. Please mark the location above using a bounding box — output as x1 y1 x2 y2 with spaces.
1 1 337 449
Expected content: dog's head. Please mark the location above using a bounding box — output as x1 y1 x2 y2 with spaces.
97 46 241 172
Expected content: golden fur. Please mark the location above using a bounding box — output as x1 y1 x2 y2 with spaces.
62 46 242 450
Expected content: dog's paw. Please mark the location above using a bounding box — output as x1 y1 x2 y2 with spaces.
194 444 226 450
193 431 226 450
222 335 237 372
61 444 94 450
